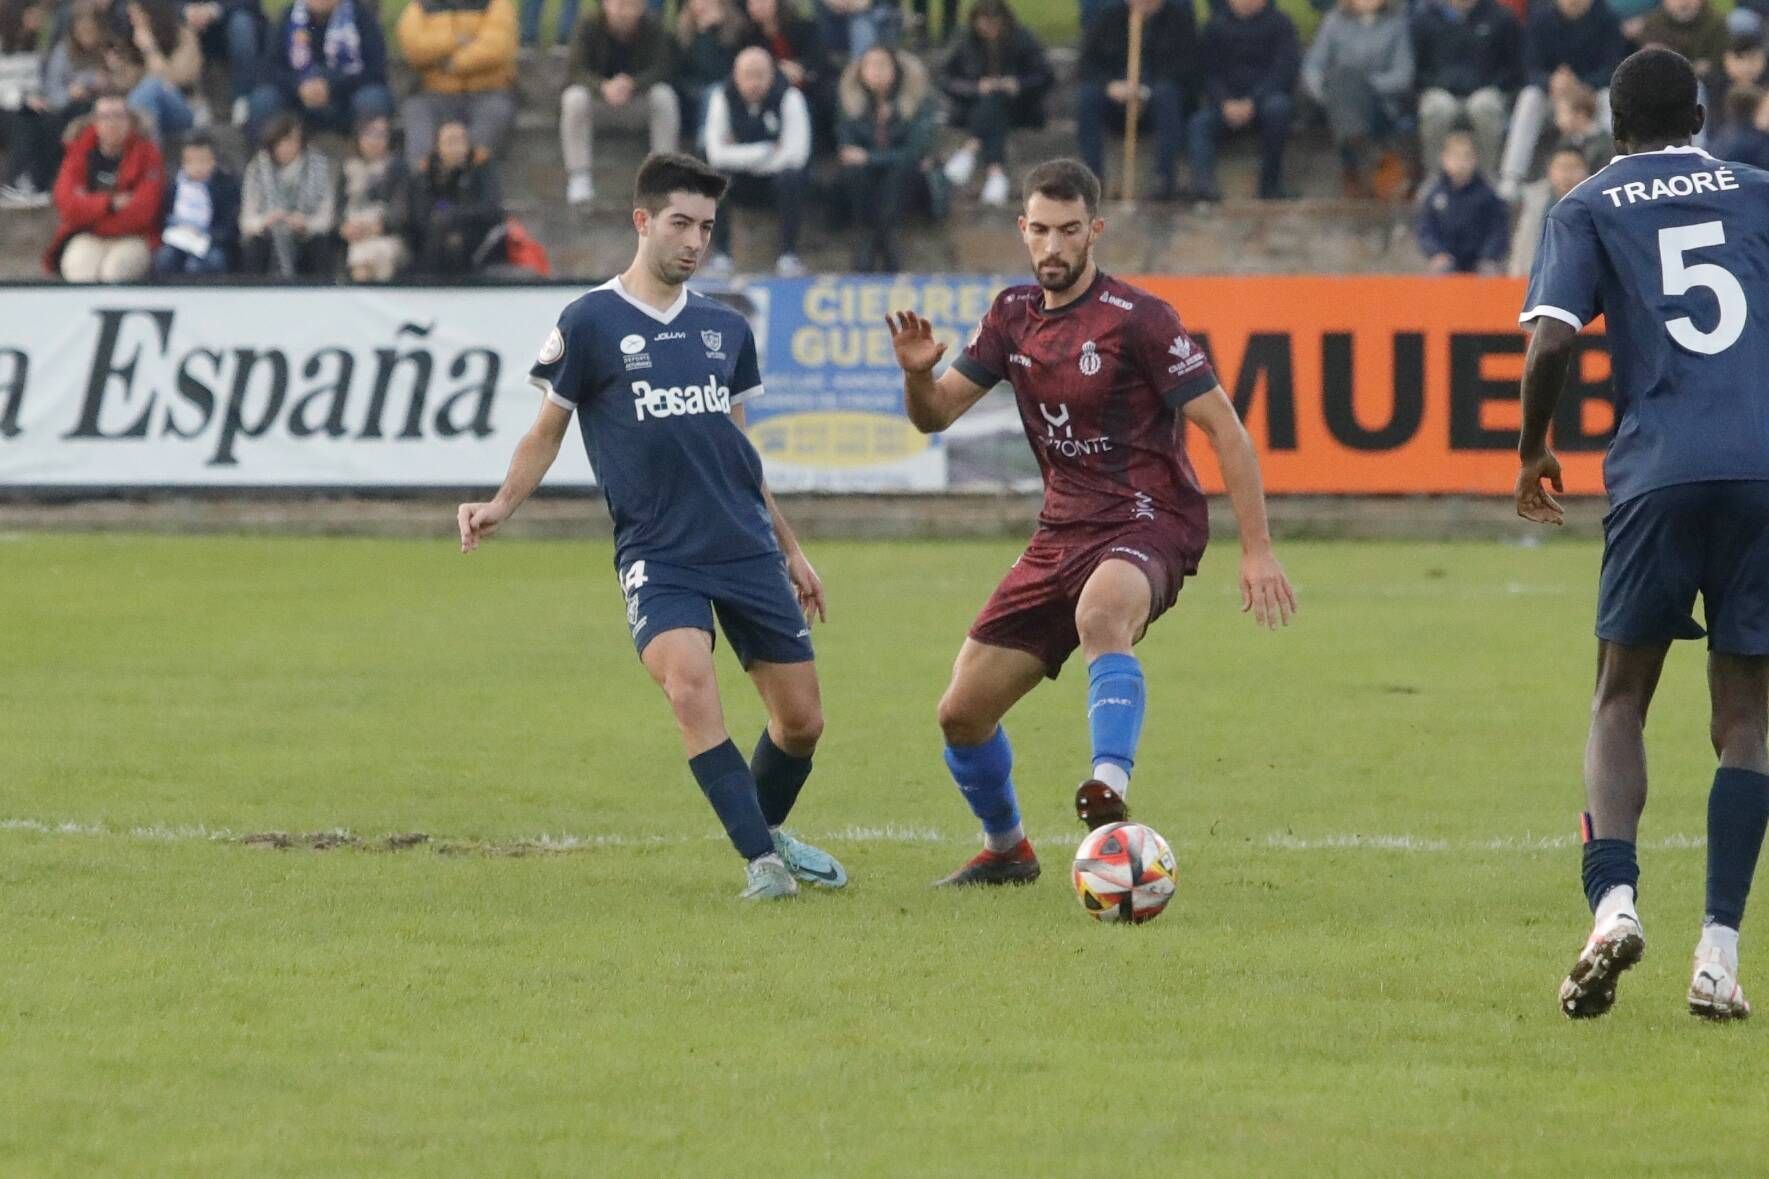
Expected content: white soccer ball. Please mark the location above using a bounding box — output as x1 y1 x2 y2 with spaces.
1071 821 1178 924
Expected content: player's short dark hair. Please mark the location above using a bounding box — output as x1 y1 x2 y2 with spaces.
633 152 729 211
1610 47 1702 146
1022 158 1101 217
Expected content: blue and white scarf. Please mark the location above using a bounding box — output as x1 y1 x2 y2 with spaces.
288 0 364 77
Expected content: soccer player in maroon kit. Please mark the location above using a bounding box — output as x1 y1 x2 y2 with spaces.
887 158 1297 885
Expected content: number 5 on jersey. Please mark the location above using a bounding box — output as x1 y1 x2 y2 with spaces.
1659 221 1747 355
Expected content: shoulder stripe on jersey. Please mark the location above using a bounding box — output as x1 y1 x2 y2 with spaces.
731 384 764 405
527 374 575 412
1518 304 1585 330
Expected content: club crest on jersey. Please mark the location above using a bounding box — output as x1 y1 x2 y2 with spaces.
1078 341 1101 377
701 330 723 352
632 374 731 420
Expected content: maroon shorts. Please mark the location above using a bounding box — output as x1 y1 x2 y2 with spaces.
969 524 1205 678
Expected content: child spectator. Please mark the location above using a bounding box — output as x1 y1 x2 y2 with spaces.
1508 141 1588 276
240 113 335 277
1416 128 1509 274
154 131 238 276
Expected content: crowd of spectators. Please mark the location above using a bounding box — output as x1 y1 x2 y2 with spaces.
0 0 1765 281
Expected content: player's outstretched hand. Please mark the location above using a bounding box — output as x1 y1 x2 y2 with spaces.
1241 548 1297 630
885 311 947 375
786 547 827 625
457 500 509 553
1515 450 1565 526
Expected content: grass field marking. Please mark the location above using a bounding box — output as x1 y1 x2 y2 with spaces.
0 817 1709 853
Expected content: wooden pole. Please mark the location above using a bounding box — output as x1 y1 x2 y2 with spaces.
1121 3 1144 205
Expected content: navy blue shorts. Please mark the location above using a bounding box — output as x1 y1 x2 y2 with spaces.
617 554 815 668
1597 480 1769 655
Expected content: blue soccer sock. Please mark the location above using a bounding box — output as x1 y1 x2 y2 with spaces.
688 739 775 861
1087 652 1146 797
1581 830 1640 913
751 728 813 829
1705 767 1769 930
944 727 1023 851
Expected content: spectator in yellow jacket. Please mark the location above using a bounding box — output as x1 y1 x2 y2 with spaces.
396 0 518 167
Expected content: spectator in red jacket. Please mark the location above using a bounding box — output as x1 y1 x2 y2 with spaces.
45 92 164 281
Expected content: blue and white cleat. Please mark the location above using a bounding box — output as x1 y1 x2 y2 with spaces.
739 854 799 901
773 830 848 889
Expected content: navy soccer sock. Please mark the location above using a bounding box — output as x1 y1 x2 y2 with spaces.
1581 827 1640 913
944 726 1022 850
1705 767 1769 929
751 728 813 829
689 739 775 861
1086 652 1146 795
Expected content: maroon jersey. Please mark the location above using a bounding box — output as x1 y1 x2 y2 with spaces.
953 272 1217 535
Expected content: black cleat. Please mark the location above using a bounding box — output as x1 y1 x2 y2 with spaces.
934 840 1041 887
1075 780 1129 831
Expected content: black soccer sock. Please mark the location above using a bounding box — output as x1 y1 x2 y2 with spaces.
688 739 775 861
751 728 813 829
1705 767 1769 929
1582 834 1640 913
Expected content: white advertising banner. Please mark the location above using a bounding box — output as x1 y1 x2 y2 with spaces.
0 283 953 490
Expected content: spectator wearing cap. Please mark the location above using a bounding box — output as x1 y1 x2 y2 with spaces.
396 0 519 170
703 45 810 276
1497 0 1624 200
1412 0 1523 177
45 91 163 281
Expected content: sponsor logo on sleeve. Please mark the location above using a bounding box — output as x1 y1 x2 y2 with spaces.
1167 334 1208 377
537 327 564 365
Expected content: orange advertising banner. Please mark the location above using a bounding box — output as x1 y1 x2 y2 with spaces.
1128 276 1614 495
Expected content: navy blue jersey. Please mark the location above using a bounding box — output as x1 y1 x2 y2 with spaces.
528 277 777 569
1521 146 1769 505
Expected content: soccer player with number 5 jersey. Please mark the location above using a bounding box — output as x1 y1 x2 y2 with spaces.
1517 49 1769 1021
887 159 1298 888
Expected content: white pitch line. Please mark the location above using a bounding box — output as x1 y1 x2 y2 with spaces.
0 818 1708 853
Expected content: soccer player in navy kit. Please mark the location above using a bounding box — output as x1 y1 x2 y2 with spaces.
1517 49 1769 1019
886 159 1298 887
458 154 844 901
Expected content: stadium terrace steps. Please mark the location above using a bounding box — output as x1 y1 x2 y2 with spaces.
0 46 1428 281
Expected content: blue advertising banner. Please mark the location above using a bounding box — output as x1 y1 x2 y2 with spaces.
738 274 1010 491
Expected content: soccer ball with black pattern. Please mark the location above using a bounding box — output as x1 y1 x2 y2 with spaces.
1071 822 1178 924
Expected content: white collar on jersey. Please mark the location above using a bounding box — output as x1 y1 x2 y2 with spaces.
597 275 690 325
1605 144 1715 166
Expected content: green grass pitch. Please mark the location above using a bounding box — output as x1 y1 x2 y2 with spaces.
4 530 1765 1175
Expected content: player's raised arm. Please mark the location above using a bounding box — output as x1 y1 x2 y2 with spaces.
457 397 573 553
1182 386 1297 629
1514 316 1578 527
886 311 992 433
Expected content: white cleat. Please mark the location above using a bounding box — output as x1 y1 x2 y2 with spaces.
1559 906 1646 1020
1689 947 1751 1022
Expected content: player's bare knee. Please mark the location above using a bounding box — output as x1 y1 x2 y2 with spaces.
937 693 993 748
661 666 719 724
776 707 824 752
1074 603 1135 657
1711 710 1769 765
